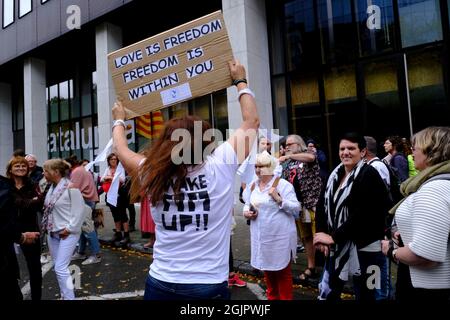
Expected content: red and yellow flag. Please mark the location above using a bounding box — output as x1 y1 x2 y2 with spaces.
136 111 164 139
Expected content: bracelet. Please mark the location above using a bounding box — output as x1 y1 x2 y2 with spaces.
112 119 126 131
238 88 255 100
233 78 247 86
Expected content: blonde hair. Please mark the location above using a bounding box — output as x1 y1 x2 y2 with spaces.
43 159 71 177
256 151 277 175
412 126 450 166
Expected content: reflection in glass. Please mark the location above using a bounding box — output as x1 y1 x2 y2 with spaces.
19 0 32 17
272 77 288 137
49 85 58 123
398 0 442 48
3 0 14 28
59 81 70 121
323 65 356 101
92 71 97 114
354 0 395 56
364 59 408 139
290 73 322 146
269 3 285 75
212 90 228 138
81 76 91 117
318 0 357 64
190 95 210 122
284 0 319 72
407 50 449 132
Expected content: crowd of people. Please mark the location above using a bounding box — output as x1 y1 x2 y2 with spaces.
1 59 449 301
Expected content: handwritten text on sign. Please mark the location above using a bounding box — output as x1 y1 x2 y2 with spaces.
108 11 233 117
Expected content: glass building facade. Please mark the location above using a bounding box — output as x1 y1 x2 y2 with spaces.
267 0 450 165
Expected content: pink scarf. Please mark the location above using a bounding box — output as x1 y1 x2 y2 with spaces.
42 178 70 233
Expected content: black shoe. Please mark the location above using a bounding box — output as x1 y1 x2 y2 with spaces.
118 236 131 247
129 225 136 232
111 232 122 246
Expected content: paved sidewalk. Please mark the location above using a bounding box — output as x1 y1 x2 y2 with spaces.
96 201 323 288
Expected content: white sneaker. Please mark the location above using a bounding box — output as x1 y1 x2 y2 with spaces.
71 252 87 261
81 255 102 265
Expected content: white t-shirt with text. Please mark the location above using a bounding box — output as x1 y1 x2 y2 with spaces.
149 142 239 284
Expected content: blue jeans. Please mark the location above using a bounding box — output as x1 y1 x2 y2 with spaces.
77 200 100 256
143 274 230 300
376 254 392 300
353 251 390 301
78 230 101 255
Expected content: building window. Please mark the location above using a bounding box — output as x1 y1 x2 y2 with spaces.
47 75 99 161
406 49 448 132
2 0 14 28
317 0 358 65
284 0 320 72
19 0 32 18
398 0 443 47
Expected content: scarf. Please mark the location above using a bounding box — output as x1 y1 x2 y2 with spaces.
389 160 450 215
319 160 365 300
42 178 70 233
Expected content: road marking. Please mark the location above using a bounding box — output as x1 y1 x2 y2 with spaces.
246 282 267 300
75 290 145 300
21 259 54 298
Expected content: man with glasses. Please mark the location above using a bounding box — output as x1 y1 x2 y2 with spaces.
279 135 322 284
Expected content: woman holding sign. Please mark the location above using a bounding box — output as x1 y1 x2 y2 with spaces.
111 60 259 300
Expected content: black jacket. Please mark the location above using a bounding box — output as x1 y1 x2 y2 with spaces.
0 176 22 280
29 166 44 184
316 163 393 249
12 179 43 232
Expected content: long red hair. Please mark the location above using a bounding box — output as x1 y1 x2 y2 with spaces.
130 115 212 205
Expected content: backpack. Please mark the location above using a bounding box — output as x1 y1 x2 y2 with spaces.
382 159 404 204
368 158 403 205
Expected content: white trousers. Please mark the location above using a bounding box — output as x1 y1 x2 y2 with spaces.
47 233 79 300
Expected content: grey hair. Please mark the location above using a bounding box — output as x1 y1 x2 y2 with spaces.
25 154 37 161
287 134 307 152
364 136 378 156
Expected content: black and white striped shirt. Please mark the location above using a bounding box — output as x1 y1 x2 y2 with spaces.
396 180 450 289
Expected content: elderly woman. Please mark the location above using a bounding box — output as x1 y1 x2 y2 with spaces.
314 133 391 301
382 127 450 301
242 151 300 300
42 159 85 300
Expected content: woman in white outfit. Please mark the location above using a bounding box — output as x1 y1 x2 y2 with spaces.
243 151 300 300
42 159 85 300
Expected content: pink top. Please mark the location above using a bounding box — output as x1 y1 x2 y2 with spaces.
70 166 99 202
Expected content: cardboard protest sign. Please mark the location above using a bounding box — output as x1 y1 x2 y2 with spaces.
108 11 233 118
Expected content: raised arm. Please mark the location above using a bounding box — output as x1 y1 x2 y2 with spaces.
227 60 260 163
111 101 145 174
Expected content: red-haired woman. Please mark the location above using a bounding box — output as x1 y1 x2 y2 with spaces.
7 156 44 300
111 60 259 300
